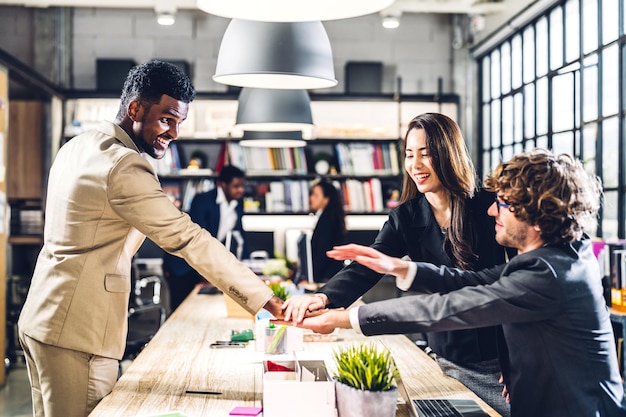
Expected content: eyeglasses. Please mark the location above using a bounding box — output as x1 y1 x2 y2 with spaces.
495 197 512 213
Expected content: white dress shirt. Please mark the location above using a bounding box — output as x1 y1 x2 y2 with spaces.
216 186 239 243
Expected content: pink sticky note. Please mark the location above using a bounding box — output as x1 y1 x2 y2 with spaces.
229 406 263 416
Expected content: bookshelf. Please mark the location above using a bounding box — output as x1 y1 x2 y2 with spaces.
152 138 403 215
62 94 459 255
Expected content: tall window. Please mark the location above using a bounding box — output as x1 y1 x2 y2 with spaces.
478 0 625 239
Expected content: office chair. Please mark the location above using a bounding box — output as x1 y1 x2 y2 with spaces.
123 240 170 362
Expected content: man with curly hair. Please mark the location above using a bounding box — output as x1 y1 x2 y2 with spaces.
18 60 284 417
290 149 625 417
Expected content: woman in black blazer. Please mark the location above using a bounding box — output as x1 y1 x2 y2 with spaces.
284 113 512 417
308 179 346 282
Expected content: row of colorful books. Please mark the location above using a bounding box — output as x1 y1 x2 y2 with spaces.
149 141 402 177
335 142 401 176
161 177 395 215
227 143 308 175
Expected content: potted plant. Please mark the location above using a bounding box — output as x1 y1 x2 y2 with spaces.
267 281 289 301
333 343 399 417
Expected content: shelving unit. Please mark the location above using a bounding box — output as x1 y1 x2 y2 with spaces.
154 137 403 215
61 93 459 256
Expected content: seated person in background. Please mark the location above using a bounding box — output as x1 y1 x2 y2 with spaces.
164 165 248 310
309 179 347 282
288 149 625 417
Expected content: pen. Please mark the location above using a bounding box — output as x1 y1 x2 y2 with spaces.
185 390 222 395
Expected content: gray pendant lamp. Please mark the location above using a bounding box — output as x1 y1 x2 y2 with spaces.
240 131 306 148
197 0 395 22
213 19 337 90
235 88 313 133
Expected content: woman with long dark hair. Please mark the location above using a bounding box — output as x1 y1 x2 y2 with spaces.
283 113 512 416
308 179 346 282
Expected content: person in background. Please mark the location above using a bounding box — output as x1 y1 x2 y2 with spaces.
282 113 512 416
17 60 283 417
163 164 248 311
290 149 625 417
308 179 347 282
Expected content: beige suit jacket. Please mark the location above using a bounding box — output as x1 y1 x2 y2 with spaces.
18 121 273 360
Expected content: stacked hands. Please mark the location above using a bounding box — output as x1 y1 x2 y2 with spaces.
270 244 512 404
271 244 409 334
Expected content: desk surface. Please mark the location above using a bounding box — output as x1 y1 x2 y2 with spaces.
89 291 501 417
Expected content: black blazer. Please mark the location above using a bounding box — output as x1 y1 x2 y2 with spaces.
311 209 345 282
358 239 626 417
319 189 509 365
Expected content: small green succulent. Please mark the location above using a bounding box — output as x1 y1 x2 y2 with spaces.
333 343 398 392
268 281 289 301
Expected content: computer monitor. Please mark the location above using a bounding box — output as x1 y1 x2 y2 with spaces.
295 231 314 285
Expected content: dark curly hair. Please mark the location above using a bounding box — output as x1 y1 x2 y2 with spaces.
484 149 602 245
218 165 246 184
115 60 196 121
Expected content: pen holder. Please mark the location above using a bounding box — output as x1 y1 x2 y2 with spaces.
265 326 286 354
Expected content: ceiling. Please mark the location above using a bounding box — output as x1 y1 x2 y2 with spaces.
0 0 507 16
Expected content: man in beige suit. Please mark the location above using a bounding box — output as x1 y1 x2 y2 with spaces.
17 60 284 417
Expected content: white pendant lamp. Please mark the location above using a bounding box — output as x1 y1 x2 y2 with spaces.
235 88 313 132
239 131 306 148
213 19 337 90
197 0 395 22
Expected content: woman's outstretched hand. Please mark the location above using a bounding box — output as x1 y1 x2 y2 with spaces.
326 244 409 278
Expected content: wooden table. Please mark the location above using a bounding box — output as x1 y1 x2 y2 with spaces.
89 291 501 417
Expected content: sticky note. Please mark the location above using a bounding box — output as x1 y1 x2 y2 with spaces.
229 406 263 416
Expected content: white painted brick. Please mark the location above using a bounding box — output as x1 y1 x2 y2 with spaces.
62 7 458 95
152 40 196 60
72 35 98 59
191 39 217 60
195 14 231 40
94 36 151 58
73 10 133 36
135 11 194 39
332 40 394 62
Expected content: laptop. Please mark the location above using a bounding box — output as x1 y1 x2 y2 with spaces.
393 357 491 417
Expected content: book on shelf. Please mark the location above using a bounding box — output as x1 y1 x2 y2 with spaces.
334 142 399 176
227 142 308 175
263 180 310 213
148 144 181 175
341 178 384 213
180 179 215 212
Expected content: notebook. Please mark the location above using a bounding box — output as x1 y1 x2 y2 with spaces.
393 357 491 417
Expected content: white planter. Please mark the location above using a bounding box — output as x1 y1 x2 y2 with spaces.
335 381 397 417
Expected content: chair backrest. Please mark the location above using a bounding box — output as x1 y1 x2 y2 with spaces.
125 240 171 360
125 274 168 360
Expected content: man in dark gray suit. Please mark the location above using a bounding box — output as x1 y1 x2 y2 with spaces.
290 149 626 417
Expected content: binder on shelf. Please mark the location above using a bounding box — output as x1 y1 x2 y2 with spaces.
181 179 215 212
388 142 400 175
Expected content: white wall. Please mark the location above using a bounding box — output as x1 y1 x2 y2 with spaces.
69 8 454 95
